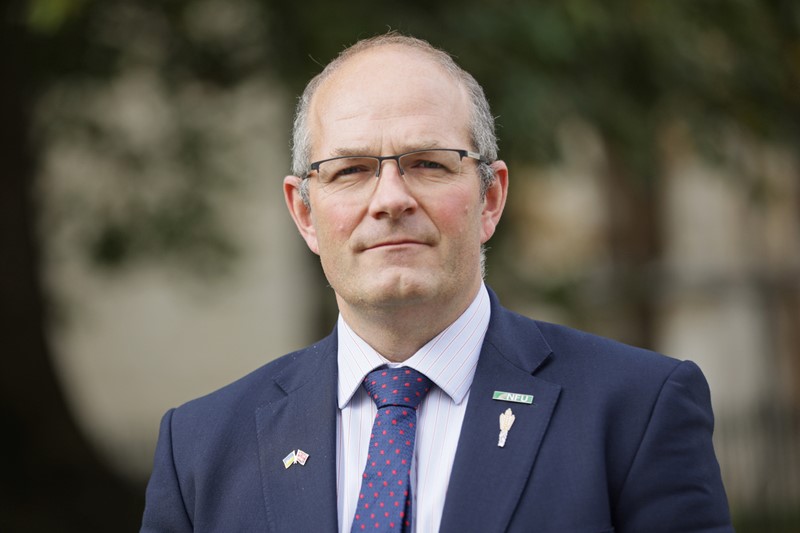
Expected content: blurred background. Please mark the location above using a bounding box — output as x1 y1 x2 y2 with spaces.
2 0 799 531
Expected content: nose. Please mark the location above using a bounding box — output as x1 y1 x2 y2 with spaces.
375 156 404 178
368 159 417 219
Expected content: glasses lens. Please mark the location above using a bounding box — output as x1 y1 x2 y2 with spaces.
399 150 462 181
317 157 379 185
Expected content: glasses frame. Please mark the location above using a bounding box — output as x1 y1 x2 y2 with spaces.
306 148 489 180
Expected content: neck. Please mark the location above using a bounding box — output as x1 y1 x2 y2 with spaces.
337 284 481 362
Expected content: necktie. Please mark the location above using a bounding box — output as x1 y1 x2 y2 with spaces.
350 367 433 532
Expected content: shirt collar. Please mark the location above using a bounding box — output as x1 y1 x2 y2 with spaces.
337 283 491 409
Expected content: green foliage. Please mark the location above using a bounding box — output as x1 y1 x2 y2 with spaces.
265 0 800 174
27 0 273 276
26 0 87 34
21 0 800 277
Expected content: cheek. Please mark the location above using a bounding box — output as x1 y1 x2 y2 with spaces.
432 204 483 252
312 203 359 247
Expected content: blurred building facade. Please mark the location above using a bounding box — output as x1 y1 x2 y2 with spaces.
36 73 316 482
498 118 800 515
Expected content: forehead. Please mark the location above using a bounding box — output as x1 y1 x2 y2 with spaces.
308 46 471 156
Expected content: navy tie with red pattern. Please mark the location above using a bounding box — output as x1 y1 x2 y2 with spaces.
350 367 433 532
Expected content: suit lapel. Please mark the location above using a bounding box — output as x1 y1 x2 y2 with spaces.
439 297 562 533
256 336 339 533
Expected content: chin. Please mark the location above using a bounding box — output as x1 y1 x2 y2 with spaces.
361 275 439 308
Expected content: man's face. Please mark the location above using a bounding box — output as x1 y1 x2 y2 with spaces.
285 46 507 319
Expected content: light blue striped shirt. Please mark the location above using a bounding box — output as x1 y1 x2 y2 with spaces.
337 284 491 532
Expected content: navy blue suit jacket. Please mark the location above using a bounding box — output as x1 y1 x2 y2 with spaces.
142 290 732 532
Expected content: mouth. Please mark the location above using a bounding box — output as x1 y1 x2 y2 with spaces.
362 239 428 251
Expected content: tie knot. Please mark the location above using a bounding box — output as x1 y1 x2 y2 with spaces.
363 367 433 410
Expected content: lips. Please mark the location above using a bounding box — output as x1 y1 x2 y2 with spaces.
358 236 431 252
365 239 427 250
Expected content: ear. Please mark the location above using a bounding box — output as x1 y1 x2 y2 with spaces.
479 160 509 244
283 175 320 255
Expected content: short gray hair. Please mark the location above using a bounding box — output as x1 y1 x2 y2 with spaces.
291 32 498 203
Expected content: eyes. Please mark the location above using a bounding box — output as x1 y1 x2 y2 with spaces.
334 161 375 178
412 159 447 170
332 157 446 179
316 150 465 186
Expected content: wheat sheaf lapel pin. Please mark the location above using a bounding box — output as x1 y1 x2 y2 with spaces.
498 408 516 447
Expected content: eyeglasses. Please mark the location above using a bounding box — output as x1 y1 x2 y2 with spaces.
306 148 488 191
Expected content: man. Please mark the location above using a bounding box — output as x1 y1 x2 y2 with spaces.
142 33 732 532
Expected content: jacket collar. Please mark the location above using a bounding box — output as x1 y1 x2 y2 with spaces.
439 288 562 532
256 332 340 533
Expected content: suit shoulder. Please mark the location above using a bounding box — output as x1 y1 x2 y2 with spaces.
171 335 336 422
505 311 714 431
490 301 682 381
150 335 337 491
526 318 699 398
537 319 676 365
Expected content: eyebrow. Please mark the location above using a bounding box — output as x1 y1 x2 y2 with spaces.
330 140 444 158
